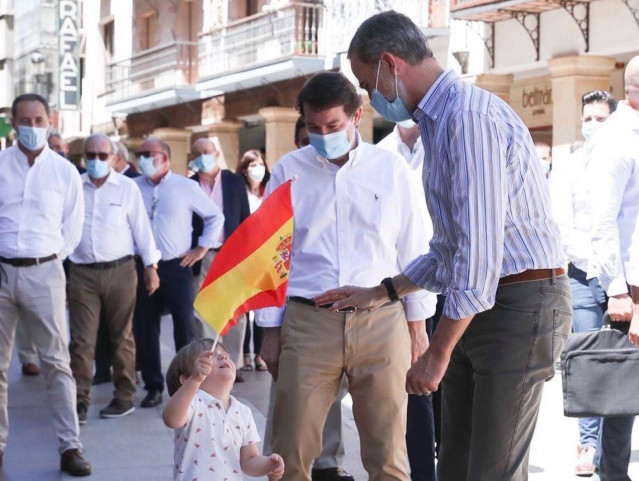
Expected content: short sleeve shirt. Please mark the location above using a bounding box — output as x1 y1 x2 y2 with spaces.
173 391 261 481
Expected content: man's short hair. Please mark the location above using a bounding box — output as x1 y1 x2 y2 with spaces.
83 133 116 154
296 72 362 118
294 117 307 143
581 90 617 114
48 131 63 142
11 93 51 120
348 10 433 65
146 137 171 159
114 141 130 161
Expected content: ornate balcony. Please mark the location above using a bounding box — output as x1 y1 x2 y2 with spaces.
450 0 593 22
105 41 201 113
197 2 327 93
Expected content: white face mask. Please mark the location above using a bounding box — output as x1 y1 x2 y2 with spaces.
581 120 602 142
247 164 266 182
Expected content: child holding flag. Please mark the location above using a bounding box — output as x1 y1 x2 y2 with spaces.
163 339 285 481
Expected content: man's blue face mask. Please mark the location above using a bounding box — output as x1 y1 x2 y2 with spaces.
369 60 413 123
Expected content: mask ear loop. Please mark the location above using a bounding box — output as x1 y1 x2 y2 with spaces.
375 60 382 90
394 68 399 101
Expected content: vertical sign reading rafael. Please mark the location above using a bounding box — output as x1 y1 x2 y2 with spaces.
58 0 80 110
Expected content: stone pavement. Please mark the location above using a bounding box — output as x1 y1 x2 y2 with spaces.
0 315 636 480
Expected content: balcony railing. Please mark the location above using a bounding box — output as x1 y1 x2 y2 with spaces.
198 2 325 79
106 41 198 104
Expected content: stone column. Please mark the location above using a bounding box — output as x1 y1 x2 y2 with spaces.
359 99 374 144
548 55 615 161
151 128 193 176
258 107 299 168
206 120 244 171
474 73 514 102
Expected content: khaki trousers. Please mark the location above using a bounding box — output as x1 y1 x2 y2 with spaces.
68 260 137 405
0 259 81 454
273 301 411 481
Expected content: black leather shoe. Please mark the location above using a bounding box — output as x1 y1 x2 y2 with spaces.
140 390 163 408
311 467 355 481
60 449 91 476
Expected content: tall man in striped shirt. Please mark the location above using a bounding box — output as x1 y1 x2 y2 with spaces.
315 11 571 481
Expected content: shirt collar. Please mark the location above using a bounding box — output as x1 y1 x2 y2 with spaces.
82 169 119 186
14 142 51 166
394 125 423 154
616 101 639 130
414 69 458 123
313 130 364 168
144 169 172 187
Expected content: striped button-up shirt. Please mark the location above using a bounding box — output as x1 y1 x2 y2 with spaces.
403 70 564 320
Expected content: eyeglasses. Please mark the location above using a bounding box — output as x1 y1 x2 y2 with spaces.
135 151 165 159
85 152 111 161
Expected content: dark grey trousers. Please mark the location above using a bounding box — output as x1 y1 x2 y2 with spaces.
599 414 635 480
438 274 572 481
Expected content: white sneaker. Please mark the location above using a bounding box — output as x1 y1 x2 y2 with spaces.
575 445 596 477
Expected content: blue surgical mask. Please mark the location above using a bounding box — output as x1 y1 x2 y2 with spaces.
17 126 48 151
540 160 551 177
370 60 413 122
309 120 353 159
581 120 601 142
86 159 111 179
139 156 158 178
189 154 216 173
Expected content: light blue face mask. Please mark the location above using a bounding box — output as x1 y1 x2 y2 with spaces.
189 154 216 173
370 60 413 123
139 156 158 178
86 159 111 179
308 119 353 159
17 126 48 151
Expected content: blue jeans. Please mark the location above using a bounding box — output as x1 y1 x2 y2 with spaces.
568 264 606 448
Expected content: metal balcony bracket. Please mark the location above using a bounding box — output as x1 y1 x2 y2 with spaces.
619 0 639 31
466 20 496 69
558 0 590 51
503 11 540 61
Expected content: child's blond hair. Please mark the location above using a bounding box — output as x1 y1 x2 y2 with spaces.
166 339 229 396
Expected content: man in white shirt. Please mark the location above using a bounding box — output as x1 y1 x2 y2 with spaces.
534 142 552 179
67 134 161 424
550 90 617 476
133 138 224 409
378 120 436 481
0 93 90 476
257 72 436 481
587 56 639 481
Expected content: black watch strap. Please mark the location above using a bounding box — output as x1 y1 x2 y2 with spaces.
381 277 399 303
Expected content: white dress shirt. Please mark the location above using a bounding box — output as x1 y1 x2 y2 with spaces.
550 147 592 273
587 101 639 295
134 171 224 261
0 144 84 259
377 125 433 242
69 171 161 267
404 70 564 320
255 135 436 328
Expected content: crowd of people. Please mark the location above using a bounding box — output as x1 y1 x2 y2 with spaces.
0 9 637 481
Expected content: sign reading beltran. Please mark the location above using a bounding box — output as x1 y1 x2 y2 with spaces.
58 0 80 110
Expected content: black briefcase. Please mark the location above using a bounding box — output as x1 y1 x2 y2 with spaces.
561 316 639 417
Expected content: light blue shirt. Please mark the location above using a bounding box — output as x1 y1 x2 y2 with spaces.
404 70 564 320
134 171 224 261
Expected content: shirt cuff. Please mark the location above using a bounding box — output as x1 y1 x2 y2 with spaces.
443 288 494 321
255 306 285 328
604 277 630 297
402 291 437 321
141 249 161 267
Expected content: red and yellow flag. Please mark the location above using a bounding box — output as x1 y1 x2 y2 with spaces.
194 180 293 336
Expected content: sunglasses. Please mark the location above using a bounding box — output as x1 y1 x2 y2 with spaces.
135 151 165 159
85 152 111 161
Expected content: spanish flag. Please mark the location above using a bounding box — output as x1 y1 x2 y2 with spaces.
194 180 293 336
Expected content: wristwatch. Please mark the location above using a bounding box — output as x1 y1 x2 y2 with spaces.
381 277 400 302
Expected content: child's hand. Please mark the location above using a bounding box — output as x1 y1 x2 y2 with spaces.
190 351 215 384
266 453 284 481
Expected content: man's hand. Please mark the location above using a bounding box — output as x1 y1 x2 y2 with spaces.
144 266 160 295
608 294 633 322
313 284 389 312
630 305 639 346
260 328 282 381
266 453 285 481
179 246 208 268
408 321 429 365
406 347 450 396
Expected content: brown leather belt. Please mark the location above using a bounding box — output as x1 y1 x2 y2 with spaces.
0 254 57 267
73 255 133 270
499 268 565 286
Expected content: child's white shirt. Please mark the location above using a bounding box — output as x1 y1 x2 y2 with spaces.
173 390 261 481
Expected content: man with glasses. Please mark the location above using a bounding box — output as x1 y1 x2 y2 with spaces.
132 137 224 408
0 93 90 476
67 133 160 425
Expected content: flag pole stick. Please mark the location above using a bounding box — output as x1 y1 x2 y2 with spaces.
211 331 221 353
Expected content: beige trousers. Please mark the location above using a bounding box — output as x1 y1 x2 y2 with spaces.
68 260 137 405
0 259 82 454
273 301 411 481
